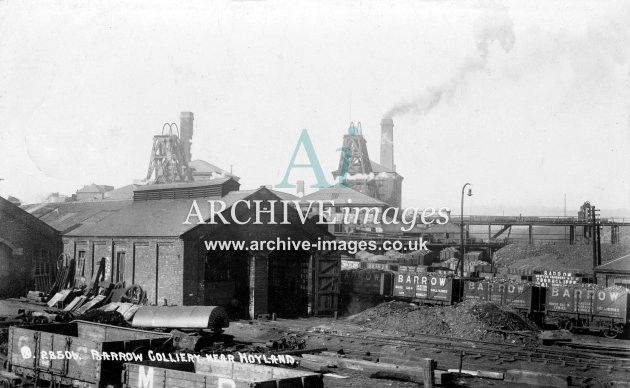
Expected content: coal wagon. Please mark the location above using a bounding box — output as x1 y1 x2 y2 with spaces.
7 321 170 387
393 273 463 305
340 269 394 314
122 359 323 388
545 285 629 338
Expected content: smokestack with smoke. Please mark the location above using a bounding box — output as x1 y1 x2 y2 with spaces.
385 6 515 118
380 117 395 171
296 180 305 197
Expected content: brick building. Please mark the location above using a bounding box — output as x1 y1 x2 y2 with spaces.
594 254 630 288
0 196 61 297
29 180 338 319
75 183 114 201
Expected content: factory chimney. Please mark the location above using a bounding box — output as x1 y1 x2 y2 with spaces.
380 117 395 171
296 180 305 197
180 112 194 163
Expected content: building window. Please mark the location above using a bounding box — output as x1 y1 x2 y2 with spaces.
116 252 126 283
334 224 343 233
77 251 86 277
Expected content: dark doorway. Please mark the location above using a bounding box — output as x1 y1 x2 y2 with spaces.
205 249 249 319
268 249 310 317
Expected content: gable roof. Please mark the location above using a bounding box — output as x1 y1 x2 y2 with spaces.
595 254 630 274
23 200 133 234
189 159 240 182
184 186 333 242
369 159 394 174
76 183 114 193
104 184 140 200
27 186 318 239
300 186 389 207
0 196 59 236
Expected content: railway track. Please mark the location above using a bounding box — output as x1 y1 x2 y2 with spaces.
268 323 630 373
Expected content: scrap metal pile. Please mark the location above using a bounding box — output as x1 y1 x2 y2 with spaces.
19 255 147 325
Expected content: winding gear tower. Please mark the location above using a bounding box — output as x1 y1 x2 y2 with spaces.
333 122 379 198
145 123 194 184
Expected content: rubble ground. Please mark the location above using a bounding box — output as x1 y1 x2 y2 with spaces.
493 242 630 272
347 300 539 345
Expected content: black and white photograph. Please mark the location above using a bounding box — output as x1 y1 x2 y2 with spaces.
0 1 629 387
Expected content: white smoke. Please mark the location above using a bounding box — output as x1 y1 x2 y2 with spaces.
341 172 395 183
385 4 515 118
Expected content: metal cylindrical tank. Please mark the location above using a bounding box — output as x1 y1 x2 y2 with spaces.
131 306 228 330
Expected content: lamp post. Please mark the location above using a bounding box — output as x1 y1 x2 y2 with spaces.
459 183 472 277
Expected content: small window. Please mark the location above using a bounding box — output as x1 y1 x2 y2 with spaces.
334 224 343 233
77 251 86 277
116 252 126 283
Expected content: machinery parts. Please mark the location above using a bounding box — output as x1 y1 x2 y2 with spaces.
266 334 306 351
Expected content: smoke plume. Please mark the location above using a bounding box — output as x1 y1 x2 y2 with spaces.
385 5 515 118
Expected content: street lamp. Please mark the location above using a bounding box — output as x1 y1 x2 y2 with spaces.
458 183 472 277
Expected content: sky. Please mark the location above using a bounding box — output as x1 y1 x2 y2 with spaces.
0 0 628 215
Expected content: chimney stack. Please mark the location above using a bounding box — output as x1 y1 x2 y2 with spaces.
380 117 395 171
180 112 194 163
296 180 305 197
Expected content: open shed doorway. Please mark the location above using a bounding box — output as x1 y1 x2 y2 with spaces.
268 249 310 318
204 249 250 319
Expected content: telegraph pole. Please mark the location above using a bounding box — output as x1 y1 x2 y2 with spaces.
591 205 601 269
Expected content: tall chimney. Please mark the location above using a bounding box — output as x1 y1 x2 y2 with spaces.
296 180 305 197
180 112 194 163
380 117 394 171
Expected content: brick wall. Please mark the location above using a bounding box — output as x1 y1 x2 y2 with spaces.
0 199 60 297
64 236 184 305
182 239 205 305
249 254 268 319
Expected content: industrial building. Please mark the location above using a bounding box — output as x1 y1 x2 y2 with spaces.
594 253 630 288
332 118 403 208
0 196 60 297
75 184 114 201
16 112 339 319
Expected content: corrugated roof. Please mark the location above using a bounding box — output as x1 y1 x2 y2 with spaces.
300 186 388 206
27 187 316 238
66 198 207 237
595 254 630 274
24 200 133 233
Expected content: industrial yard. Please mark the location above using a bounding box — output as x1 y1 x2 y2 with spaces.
2 1 630 387
0 108 628 387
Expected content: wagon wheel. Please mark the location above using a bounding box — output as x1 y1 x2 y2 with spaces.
603 327 619 339
565 320 575 333
121 285 144 304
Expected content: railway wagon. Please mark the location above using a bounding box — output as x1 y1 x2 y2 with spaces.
393 272 463 305
341 269 393 296
463 281 546 322
122 360 323 388
7 321 170 387
340 269 394 314
546 286 629 338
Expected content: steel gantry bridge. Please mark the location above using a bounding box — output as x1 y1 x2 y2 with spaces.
448 215 630 245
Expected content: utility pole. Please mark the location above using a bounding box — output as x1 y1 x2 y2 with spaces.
591 205 601 269
456 183 472 277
